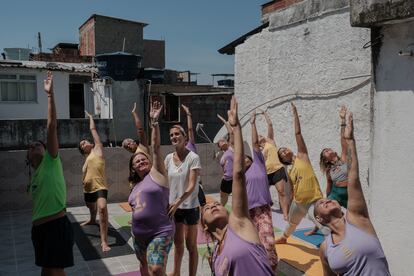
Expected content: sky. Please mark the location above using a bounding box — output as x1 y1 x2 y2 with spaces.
0 0 266 85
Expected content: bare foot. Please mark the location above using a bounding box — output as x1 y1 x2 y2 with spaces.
101 243 111 252
275 236 287 244
304 230 317 236
80 220 98 226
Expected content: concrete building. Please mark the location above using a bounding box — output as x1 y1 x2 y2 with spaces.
79 14 165 69
149 83 233 145
350 1 414 275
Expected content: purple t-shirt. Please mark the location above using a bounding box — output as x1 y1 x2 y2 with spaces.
129 174 174 241
220 149 233 181
245 149 273 210
213 227 274 276
186 141 197 153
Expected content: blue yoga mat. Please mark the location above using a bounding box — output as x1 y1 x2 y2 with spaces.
293 228 325 248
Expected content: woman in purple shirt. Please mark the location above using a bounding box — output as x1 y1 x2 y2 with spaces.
128 101 174 276
201 97 274 276
314 110 390 276
245 111 278 271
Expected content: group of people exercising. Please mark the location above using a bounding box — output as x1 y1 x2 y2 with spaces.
26 72 390 276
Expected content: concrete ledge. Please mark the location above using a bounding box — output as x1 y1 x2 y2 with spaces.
350 0 414 27
269 0 349 31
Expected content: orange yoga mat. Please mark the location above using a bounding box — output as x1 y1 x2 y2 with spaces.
119 202 132 212
275 236 323 276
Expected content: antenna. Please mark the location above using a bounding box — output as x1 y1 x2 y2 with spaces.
38 32 42 54
122 37 126 52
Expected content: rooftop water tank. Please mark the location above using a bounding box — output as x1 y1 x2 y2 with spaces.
95 52 142 81
3 48 31 60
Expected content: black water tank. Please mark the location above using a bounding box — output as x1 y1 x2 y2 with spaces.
95 52 142 81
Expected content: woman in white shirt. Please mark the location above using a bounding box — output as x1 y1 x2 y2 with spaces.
165 124 201 276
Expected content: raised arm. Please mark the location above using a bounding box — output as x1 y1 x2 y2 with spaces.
263 110 275 141
44 71 58 158
85 111 103 157
227 97 249 219
131 102 148 147
181 104 194 143
344 112 369 219
326 171 333 197
339 106 347 162
150 101 166 176
250 111 260 152
291 103 308 157
217 114 234 145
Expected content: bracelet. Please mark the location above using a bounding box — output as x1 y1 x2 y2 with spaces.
340 124 346 127
90 128 96 130
151 121 159 127
187 113 192 116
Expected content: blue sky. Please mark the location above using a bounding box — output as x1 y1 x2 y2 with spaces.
0 0 265 84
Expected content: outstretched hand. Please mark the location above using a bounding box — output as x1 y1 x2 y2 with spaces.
131 102 137 114
250 110 257 124
227 96 239 127
291 102 297 114
150 101 163 121
339 106 347 120
85 110 93 118
344 112 354 140
181 104 190 115
44 71 53 95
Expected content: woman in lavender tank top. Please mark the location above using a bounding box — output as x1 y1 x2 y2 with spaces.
314 110 390 276
128 101 174 276
201 97 274 276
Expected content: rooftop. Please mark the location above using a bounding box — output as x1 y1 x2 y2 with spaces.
79 14 148 30
0 60 95 73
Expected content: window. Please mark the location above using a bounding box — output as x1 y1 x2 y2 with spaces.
163 94 180 122
0 74 37 102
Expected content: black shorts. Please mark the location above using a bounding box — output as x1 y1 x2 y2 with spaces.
267 167 287 186
198 185 207 207
31 216 74 268
84 189 108 203
174 208 200 225
220 179 233 194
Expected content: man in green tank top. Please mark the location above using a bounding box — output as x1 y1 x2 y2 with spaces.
27 71 74 274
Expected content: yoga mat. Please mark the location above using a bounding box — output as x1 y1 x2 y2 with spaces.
114 214 132 228
71 220 134 261
275 236 323 276
293 228 325 248
119 202 132 212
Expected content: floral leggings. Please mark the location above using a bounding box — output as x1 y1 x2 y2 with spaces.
134 235 173 268
249 204 278 270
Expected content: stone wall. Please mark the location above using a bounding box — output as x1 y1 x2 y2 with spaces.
0 144 222 212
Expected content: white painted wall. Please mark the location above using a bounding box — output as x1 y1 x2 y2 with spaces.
370 21 414 276
0 69 70 120
234 11 372 195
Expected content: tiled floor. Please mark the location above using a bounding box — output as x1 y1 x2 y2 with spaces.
0 192 306 276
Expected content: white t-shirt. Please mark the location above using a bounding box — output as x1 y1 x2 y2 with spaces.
165 151 201 209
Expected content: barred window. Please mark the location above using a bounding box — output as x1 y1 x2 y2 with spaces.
0 74 37 102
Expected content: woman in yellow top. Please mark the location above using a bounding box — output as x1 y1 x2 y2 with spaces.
275 103 327 244
258 110 289 220
78 111 111 252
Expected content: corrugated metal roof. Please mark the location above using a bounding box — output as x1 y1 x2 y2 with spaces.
0 60 96 73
